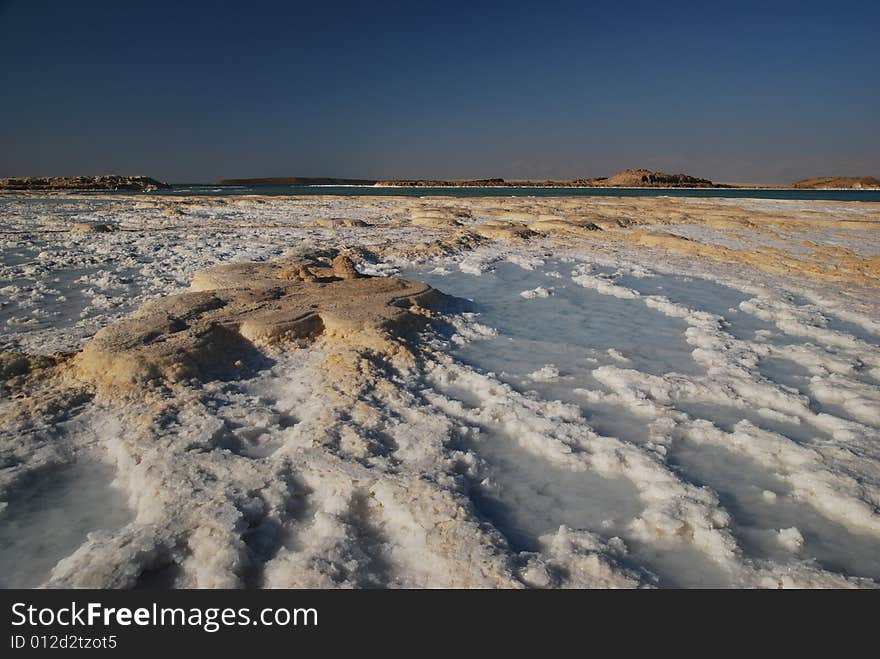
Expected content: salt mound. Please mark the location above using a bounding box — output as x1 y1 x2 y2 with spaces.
530 218 602 235
76 254 443 388
409 207 471 228
472 221 536 240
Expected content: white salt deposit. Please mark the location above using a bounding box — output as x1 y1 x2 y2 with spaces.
2 195 879 589
520 286 554 299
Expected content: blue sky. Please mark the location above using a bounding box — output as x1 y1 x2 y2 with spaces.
1 0 878 183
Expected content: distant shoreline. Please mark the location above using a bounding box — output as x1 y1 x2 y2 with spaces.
188 183 880 192
4 186 880 205
4 184 878 192
213 171 879 191
3 171 878 193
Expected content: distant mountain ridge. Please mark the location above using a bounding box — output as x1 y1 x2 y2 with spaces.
0 175 169 191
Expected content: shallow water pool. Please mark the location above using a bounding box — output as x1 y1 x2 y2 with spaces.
0 459 132 588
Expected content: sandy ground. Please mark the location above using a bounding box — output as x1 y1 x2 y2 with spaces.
1 193 879 588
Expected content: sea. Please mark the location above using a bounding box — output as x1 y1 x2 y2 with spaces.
150 185 880 202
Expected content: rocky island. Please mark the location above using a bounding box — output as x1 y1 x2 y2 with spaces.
375 168 724 188
0 175 170 192
586 168 720 188
792 176 880 190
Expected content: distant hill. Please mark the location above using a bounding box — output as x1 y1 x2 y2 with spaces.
217 177 378 186
587 168 719 188
792 176 880 190
0 175 170 191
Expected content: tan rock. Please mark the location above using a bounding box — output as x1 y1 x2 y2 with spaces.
331 254 361 279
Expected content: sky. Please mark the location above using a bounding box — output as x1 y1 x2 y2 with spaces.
1 0 878 184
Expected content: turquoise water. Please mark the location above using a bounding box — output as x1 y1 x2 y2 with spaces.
152 184 880 202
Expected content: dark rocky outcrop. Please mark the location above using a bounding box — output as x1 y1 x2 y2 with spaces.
0 175 170 192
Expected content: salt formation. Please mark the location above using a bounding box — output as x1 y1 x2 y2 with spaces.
1 192 879 588
2 250 520 588
76 254 441 388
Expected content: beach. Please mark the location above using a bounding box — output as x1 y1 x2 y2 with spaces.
2 193 879 588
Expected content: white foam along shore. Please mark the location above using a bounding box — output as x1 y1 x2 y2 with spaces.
1 194 879 588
